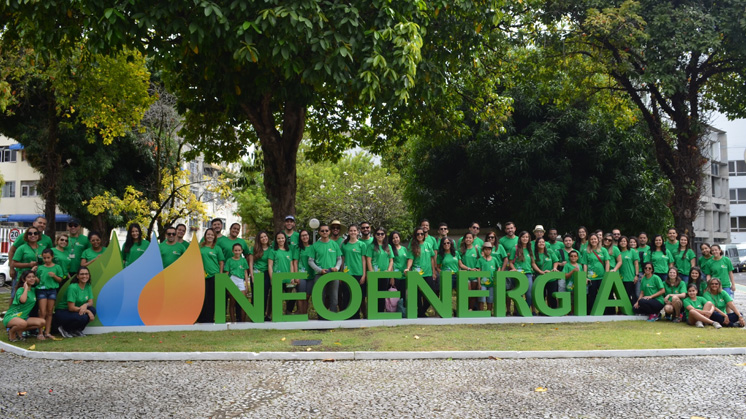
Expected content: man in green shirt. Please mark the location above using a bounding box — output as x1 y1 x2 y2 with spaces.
435 222 450 249
218 223 251 262
65 219 90 275
330 220 345 247
9 216 54 280
458 221 484 251
159 226 186 268
420 219 438 250
176 223 190 246
211 218 225 240
546 228 563 252
665 227 679 256
611 228 622 246
359 221 374 247
284 215 299 248
307 223 343 315
498 221 518 254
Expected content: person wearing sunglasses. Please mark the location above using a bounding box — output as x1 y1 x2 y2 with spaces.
65 219 90 276
307 223 343 316
159 226 186 268
8 216 54 282
80 231 107 268
407 227 437 317
10 226 44 301
634 262 665 321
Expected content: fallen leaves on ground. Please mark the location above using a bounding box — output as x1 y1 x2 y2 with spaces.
534 387 547 392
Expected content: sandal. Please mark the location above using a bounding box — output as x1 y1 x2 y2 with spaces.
44 334 53 339
36 334 46 341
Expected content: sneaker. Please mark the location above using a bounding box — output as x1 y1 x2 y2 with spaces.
647 314 658 322
712 322 722 329
58 326 73 338
695 321 704 328
72 330 86 337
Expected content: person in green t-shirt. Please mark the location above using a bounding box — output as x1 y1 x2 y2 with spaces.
122 223 150 267
175 223 190 247
36 249 65 339
436 237 460 291
159 227 186 268
225 243 250 322
8 216 53 280
665 227 679 257
498 221 518 255
307 224 342 317
533 237 560 309
634 262 665 321
407 227 437 318
196 229 224 323
272 231 298 317
582 234 610 314
80 232 107 268
698 242 714 273
602 234 622 273
420 219 438 254
65 220 90 275
618 236 640 305
52 235 72 279
4 270 45 341
458 222 484 252
340 225 366 318
249 231 275 320
645 235 674 277
682 283 719 328
389 231 409 295
703 277 745 327
477 243 500 311
366 227 394 314
295 230 316 315
53 267 96 337
11 226 44 299
673 234 696 282
573 226 589 253
707 245 735 295
661 267 687 322
562 249 582 294
459 232 482 312
359 221 374 248
688 266 707 296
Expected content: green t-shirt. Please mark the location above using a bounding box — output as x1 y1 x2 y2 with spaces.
663 280 686 297
217 236 250 261
359 237 374 248
224 256 249 279
341 241 366 276
493 245 508 267
458 236 484 253
365 244 393 272
271 247 295 274
645 249 674 274
65 282 93 307
424 235 438 253
459 246 480 270
665 241 679 258
499 235 518 254
547 241 564 253
436 252 460 273
605 246 621 271
582 248 610 280
561 262 581 291
311 240 341 271
12 244 44 275
673 248 696 276
619 249 640 282
159 242 185 268
640 274 665 304
66 234 90 273
392 246 409 273
250 247 274 273
52 248 71 275
13 232 53 251
37 264 65 290
332 237 345 248
707 257 733 288
534 250 558 273
698 255 714 273
682 296 707 319
407 242 435 277
3 286 37 327
122 240 150 267
81 247 107 265
199 245 224 276
295 245 315 280
510 247 533 274
284 231 300 248
477 256 500 286
703 290 733 313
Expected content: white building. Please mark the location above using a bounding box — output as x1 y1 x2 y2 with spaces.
693 126 730 246
720 117 746 243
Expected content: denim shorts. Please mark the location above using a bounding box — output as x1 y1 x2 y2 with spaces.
36 288 58 300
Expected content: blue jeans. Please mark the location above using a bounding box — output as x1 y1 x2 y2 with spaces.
53 306 97 333
525 273 534 309
724 287 734 298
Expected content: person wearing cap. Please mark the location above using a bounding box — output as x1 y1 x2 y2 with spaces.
530 225 545 249
8 216 54 280
65 219 90 276
329 220 345 247
283 215 299 248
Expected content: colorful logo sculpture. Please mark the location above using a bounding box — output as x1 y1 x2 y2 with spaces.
72 233 206 326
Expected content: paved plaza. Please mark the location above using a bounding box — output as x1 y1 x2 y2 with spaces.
2 353 746 418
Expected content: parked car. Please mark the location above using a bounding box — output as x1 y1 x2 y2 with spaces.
722 244 746 273
0 253 9 285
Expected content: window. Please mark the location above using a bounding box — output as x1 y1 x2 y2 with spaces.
729 161 746 176
711 163 719 176
0 147 17 163
730 188 746 204
2 181 15 197
20 180 38 197
731 216 746 232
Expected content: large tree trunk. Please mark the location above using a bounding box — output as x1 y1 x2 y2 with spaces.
41 94 61 238
242 94 306 232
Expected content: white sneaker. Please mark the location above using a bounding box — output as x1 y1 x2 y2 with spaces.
712 322 722 329
58 326 73 338
695 321 704 328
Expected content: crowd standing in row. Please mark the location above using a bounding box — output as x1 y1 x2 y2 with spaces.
4 217 744 338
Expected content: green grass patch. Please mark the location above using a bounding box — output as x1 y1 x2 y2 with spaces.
2 321 744 353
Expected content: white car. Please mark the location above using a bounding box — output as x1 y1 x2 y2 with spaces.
0 253 9 285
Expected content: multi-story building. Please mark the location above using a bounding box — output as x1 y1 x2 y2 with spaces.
723 118 746 243
694 126 731 247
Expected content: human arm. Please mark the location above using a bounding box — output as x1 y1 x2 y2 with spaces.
725 301 745 327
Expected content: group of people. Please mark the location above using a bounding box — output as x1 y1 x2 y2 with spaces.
4 216 744 336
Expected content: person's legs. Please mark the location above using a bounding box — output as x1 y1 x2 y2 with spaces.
322 278 340 314
525 274 534 313
623 282 636 305
587 279 601 315
546 280 559 309
6 318 27 341
264 273 272 320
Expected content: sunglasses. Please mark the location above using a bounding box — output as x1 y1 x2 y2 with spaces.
439 227 448 230
416 232 424 236
319 229 330 233
166 232 176 236
28 232 40 236
375 232 385 236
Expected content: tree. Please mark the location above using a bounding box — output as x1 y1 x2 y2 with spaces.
1 0 517 231
540 0 746 236
237 146 413 237
0 41 154 235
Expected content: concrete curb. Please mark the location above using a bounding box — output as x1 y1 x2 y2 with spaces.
2 340 744 362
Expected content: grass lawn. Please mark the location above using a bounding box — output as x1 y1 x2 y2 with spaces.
1 321 744 353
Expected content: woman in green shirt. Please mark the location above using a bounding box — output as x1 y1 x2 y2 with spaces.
704 277 745 327
532 237 559 309
509 231 535 313
122 223 150 267
250 231 273 322
406 227 437 318
366 227 394 314
437 238 460 291
295 230 315 315
459 232 481 311
272 231 297 316
11 227 43 300
573 226 589 252
4 270 45 341
197 229 224 323
674 234 696 283
618 236 640 305
634 262 665 321
80 232 106 268
688 266 706 296
707 245 735 297
682 283 719 328
389 231 409 275
583 234 610 315
645 235 673 278
53 267 96 337
52 235 72 282
662 267 686 322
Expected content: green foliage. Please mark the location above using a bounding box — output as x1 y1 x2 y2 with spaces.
237 146 414 236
